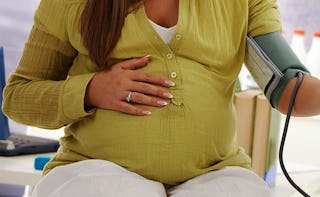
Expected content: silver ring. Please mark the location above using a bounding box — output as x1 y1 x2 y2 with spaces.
125 91 133 103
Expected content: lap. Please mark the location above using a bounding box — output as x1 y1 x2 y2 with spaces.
167 166 271 197
32 160 167 197
32 160 270 197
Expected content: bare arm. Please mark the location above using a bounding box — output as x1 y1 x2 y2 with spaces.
278 75 320 116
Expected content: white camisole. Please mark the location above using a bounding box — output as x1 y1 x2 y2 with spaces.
148 19 176 44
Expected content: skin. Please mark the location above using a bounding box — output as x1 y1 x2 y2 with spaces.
85 56 175 115
85 0 320 117
278 75 320 117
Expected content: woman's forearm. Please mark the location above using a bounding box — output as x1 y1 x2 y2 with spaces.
2 73 95 129
278 75 320 116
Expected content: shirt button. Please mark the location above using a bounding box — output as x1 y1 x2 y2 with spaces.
170 72 177 78
166 53 174 60
175 34 182 40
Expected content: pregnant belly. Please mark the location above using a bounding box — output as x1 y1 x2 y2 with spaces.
66 94 238 184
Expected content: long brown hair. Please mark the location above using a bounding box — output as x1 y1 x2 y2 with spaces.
80 0 141 68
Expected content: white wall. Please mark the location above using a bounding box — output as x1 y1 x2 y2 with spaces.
0 0 40 133
278 0 320 48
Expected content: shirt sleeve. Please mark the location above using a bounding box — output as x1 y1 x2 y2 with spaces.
2 0 95 129
248 0 282 36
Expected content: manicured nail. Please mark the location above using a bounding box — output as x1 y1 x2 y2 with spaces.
163 92 173 99
165 80 175 87
142 54 151 59
143 111 152 115
157 101 168 106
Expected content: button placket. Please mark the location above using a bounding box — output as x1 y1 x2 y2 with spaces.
175 34 182 40
166 53 174 60
165 52 178 81
170 72 177 79
164 54 182 105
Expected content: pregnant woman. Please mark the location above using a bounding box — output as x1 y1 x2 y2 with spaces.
3 0 320 196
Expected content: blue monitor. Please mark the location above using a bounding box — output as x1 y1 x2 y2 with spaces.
0 47 10 140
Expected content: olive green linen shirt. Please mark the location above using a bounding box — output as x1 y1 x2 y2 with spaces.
2 0 281 185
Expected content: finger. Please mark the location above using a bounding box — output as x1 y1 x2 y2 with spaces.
120 55 151 70
130 71 175 87
114 102 152 116
130 82 173 99
130 91 169 107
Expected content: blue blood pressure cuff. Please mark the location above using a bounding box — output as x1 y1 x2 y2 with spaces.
244 31 310 108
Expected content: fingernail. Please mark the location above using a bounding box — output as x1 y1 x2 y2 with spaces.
143 111 152 115
157 101 168 106
165 80 175 87
142 54 151 59
163 92 173 99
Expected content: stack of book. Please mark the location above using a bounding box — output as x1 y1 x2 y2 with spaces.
234 89 281 186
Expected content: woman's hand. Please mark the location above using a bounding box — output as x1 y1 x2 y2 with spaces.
85 55 175 115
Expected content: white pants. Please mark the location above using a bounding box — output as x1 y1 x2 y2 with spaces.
32 160 271 197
